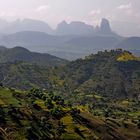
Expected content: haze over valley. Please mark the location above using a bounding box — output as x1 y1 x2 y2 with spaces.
0 18 140 60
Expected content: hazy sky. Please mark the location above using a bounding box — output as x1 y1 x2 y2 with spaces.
0 0 140 35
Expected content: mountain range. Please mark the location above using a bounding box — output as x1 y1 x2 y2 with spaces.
0 18 53 34
0 18 139 60
0 18 115 35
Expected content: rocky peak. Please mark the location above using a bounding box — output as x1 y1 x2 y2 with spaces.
99 18 112 34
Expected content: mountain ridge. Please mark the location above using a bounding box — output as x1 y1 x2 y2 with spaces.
55 49 140 99
0 18 115 36
0 49 140 99
0 46 68 66
0 18 140 60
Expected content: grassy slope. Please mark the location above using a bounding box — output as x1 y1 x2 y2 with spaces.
0 87 140 140
55 50 140 99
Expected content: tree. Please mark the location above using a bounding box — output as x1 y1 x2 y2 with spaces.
137 117 140 129
45 98 54 109
50 107 63 118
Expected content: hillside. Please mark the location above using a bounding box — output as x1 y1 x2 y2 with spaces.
55 49 140 99
0 46 67 66
0 62 53 90
0 87 139 140
0 50 140 139
1 49 140 99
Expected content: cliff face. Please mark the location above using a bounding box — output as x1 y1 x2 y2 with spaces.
99 18 112 34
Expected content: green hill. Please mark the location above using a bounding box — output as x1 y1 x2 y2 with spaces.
0 62 53 90
0 50 140 139
0 46 68 67
56 49 140 99
1 49 140 99
0 87 140 140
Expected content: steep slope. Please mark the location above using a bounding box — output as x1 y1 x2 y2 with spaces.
1 49 140 99
56 50 140 99
55 18 118 36
0 62 53 89
99 18 112 34
0 87 139 140
0 46 67 66
95 18 119 37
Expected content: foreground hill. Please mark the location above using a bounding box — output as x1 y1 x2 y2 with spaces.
0 46 67 66
0 62 53 89
1 49 140 100
56 49 140 99
0 50 140 139
0 87 139 140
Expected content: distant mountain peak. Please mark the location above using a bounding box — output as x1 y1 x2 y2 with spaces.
98 18 112 34
1 18 53 34
56 20 94 35
60 20 68 25
70 21 88 25
56 18 117 36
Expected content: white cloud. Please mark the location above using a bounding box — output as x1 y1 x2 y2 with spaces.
117 3 132 10
0 11 16 17
89 9 101 16
36 5 51 12
134 13 140 17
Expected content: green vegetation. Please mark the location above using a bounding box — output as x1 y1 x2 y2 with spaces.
55 49 140 100
0 87 140 140
117 51 140 61
0 62 54 90
0 49 140 139
1 49 140 99
0 46 68 67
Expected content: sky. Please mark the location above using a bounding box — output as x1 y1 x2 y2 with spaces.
0 0 140 36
